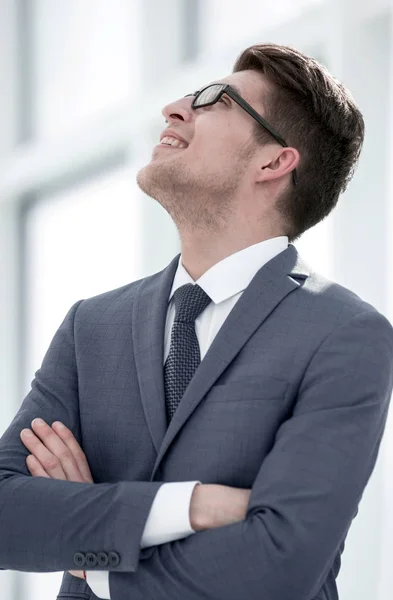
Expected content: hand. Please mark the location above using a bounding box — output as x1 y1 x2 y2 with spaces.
20 419 93 483
20 418 94 579
190 483 251 531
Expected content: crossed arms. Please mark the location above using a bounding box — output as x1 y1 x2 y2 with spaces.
1 300 393 600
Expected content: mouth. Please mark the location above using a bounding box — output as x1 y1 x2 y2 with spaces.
157 135 188 150
156 145 186 151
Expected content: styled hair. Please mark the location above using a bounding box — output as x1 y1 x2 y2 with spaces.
233 43 365 242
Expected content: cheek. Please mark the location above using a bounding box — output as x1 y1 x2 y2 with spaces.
192 116 235 154
190 145 227 175
191 131 234 165
189 114 248 173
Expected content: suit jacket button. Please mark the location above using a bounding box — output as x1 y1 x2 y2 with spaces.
97 551 109 567
85 552 97 567
108 551 120 567
73 552 86 567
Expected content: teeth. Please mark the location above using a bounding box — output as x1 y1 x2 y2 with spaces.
161 136 187 148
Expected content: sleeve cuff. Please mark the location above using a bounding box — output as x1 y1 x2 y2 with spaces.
86 571 111 599
84 480 202 599
140 480 202 548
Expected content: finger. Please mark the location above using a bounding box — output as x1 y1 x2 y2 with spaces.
21 428 67 480
51 422 93 483
68 570 85 579
30 418 86 482
20 424 68 481
26 454 50 478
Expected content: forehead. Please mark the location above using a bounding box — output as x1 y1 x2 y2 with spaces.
213 69 267 104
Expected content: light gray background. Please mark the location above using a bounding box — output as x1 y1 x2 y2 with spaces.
1 0 393 598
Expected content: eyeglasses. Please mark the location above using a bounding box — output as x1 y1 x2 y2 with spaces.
185 83 298 186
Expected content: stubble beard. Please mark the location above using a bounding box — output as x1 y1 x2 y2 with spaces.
136 143 255 232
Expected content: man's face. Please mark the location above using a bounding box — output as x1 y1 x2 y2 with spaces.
137 69 270 229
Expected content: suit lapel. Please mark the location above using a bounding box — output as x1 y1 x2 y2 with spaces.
132 244 310 479
132 253 180 457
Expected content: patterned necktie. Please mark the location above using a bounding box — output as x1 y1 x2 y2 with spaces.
164 283 212 424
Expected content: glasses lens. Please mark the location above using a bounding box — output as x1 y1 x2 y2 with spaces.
194 84 225 107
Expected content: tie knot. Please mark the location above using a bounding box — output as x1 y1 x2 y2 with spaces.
173 284 212 324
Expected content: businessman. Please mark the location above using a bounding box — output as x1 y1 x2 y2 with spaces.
1 43 393 600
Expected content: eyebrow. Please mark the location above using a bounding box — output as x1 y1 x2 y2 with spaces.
228 84 241 95
212 82 242 95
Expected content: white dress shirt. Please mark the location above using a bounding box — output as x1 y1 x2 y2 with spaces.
87 235 289 598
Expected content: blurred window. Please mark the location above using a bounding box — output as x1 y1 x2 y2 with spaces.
31 0 140 139
200 0 324 54
22 165 141 397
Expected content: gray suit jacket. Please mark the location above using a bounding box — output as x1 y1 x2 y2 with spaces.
1 243 393 600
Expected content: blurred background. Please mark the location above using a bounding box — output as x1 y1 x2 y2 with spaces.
0 0 393 598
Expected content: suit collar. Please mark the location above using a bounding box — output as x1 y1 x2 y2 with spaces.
168 236 290 305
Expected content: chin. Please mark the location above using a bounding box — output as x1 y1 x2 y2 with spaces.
137 153 188 199
136 160 173 202
136 163 153 197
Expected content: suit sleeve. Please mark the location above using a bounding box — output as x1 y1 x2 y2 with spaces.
0 300 163 572
87 480 201 599
107 310 393 600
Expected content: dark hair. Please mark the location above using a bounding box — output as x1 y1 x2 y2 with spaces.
233 43 365 242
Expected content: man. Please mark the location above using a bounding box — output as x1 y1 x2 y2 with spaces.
1 43 393 600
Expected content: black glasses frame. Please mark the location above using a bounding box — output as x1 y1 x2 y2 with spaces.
185 83 298 186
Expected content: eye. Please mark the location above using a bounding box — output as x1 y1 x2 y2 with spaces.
218 95 230 106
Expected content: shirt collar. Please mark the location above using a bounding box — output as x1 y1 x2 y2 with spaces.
168 236 289 305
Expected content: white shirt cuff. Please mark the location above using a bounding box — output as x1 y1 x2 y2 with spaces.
140 480 201 547
86 571 111 600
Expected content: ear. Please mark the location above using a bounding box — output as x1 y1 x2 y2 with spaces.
255 146 300 183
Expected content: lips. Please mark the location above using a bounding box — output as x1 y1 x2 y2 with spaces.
159 129 189 147
160 135 188 149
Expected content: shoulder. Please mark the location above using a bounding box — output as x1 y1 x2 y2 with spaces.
72 268 160 325
300 268 393 344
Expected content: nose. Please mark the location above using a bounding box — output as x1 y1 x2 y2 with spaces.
162 96 194 124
